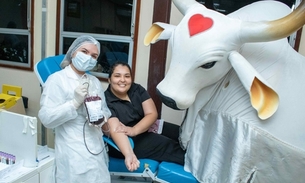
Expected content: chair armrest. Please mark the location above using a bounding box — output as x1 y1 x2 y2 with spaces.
103 136 134 152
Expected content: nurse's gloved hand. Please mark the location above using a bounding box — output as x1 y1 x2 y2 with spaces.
72 84 88 109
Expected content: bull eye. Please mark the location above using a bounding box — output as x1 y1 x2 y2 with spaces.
200 61 216 69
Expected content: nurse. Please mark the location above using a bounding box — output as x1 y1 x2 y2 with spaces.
38 35 111 183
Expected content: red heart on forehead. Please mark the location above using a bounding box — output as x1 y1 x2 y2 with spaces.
188 14 213 36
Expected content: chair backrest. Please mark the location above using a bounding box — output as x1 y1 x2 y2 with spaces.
34 55 65 86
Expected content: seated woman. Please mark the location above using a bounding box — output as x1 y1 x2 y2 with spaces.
104 61 186 172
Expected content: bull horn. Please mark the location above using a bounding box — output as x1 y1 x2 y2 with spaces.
172 0 200 15
241 0 305 43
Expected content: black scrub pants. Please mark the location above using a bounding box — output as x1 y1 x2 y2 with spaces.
108 122 186 165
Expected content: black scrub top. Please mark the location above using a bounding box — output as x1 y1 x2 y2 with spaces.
104 83 150 127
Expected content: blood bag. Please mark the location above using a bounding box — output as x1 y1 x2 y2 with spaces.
80 74 105 127
84 95 105 126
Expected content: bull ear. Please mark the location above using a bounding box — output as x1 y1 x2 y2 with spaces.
228 51 279 120
144 22 175 46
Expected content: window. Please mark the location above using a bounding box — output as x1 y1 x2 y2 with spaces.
0 0 32 70
196 0 295 14
58 0 139 80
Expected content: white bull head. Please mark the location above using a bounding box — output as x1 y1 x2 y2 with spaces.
144 0 305 120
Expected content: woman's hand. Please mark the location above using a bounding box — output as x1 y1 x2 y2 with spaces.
124 153 140 171
115 122 137 137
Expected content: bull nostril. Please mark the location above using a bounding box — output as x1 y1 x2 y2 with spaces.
224 81 230 88
156 89 180 110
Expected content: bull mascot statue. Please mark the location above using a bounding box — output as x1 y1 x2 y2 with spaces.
144 0 305 182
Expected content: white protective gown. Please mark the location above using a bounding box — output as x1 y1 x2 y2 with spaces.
39 65 111 183
180 38 305 183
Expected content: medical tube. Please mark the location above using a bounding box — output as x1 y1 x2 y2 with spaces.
0 151 16 165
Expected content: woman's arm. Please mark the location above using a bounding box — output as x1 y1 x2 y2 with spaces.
132 98 158 135
107 117 140 171
115 98 158 136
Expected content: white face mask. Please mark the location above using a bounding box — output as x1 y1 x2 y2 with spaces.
72 52 97 72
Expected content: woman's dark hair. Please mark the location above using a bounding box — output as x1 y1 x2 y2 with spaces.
108 61 132 78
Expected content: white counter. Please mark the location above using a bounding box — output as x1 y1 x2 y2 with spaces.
0 148 54 183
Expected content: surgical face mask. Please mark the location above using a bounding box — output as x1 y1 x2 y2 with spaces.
72 52 97 71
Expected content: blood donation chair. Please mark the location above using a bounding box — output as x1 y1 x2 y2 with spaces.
34 55 198 183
